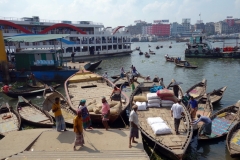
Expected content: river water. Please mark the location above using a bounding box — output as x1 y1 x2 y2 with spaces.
1 40 240 159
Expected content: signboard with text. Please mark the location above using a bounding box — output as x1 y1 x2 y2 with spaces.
153 20 169 23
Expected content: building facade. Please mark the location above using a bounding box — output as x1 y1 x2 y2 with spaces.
182 18 191 31
205 22 215 35
152 24 170 36
171 22 184 36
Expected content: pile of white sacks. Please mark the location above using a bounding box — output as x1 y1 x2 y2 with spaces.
147 117 172 135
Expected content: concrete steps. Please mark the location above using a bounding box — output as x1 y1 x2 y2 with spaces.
8 150 149 160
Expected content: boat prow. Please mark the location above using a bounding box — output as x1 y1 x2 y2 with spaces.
0 103 21 135
186 79 207 99
17 96 54 128
84 60 102 71
42 88 76 127
208 86 227 104
64 70 129 124
198 101 240 140
130 81 193 159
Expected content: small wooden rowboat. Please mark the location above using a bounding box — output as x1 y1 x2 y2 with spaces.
130 81 193 160
186 79 207 99
17 96 54 128
65 70 129 124
145 53 150 58
198 101 240 140
227 121 240 157
207 86 227 104
3 84 60 98
0 103 21 135
42 88 76 126
174 60 198 68
139 51 143 55
191 94 213 131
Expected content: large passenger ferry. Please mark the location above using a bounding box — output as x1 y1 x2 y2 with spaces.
0 16 132 60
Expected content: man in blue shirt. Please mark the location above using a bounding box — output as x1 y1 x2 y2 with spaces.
192 114 212 136
188 96 198 119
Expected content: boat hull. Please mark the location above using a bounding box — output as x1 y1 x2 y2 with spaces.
3 84 60 98
84 60 102 71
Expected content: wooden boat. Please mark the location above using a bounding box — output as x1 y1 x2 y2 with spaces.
198 101 240 140
174 59 198 68
185 79 207 99
64 70 130 124
139 51 143 55
207 86 227 104
148 45 151 47
165 56 186 63
0 103 21 135
190 94 213 131
156 46 159 49
2 84 60 98
149 51 155 55
84 60 102 71
27 80 45 88
136 47 140 50
145 53 150 58
42 88 76 126
129 81 193 160
227 121 240 157
17 96 54 128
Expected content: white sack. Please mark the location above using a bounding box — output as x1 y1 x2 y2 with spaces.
147 117 164 125
147 93 159 100
150 123 172 135
135 101 147 110
148 99 161 104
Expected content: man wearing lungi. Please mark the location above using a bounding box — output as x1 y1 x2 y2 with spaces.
129 105 139 148
188 96 198 119
52 97 67 132
171 99 185 135
192 114 212 136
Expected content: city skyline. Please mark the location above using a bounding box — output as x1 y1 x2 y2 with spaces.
0 0 240 27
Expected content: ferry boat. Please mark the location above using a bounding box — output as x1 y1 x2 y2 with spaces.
0 16 132 60
184 36 240 58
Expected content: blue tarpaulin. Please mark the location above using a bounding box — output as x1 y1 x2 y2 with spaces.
150 85 163 93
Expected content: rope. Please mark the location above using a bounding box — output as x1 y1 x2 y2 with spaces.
149 141 157 160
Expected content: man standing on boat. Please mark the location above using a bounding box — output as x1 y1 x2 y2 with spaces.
191 114 212 136
129 105 139 148
188 96 198 120
110 86 122 106
171 99 184 135
52 97 67 132
71 52 75 63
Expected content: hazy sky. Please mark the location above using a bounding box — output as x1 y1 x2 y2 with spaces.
0 0 240 28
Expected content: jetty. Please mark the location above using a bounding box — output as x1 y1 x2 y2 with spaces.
0 128 149 160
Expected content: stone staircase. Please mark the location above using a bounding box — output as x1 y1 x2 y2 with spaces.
7 150 149 160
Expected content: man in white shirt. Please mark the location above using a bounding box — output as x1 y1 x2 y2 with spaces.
171 99 185 135
129 105 139 148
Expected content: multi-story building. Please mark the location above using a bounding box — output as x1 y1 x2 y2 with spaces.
171 22 184 36
152 23 170 37
195 23 205 32
126 21 148 35
182 18 191 31
215 21 228 34
142 25 152 35
205 22 215 35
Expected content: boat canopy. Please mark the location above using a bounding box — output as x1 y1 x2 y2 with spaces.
4 34 70 42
